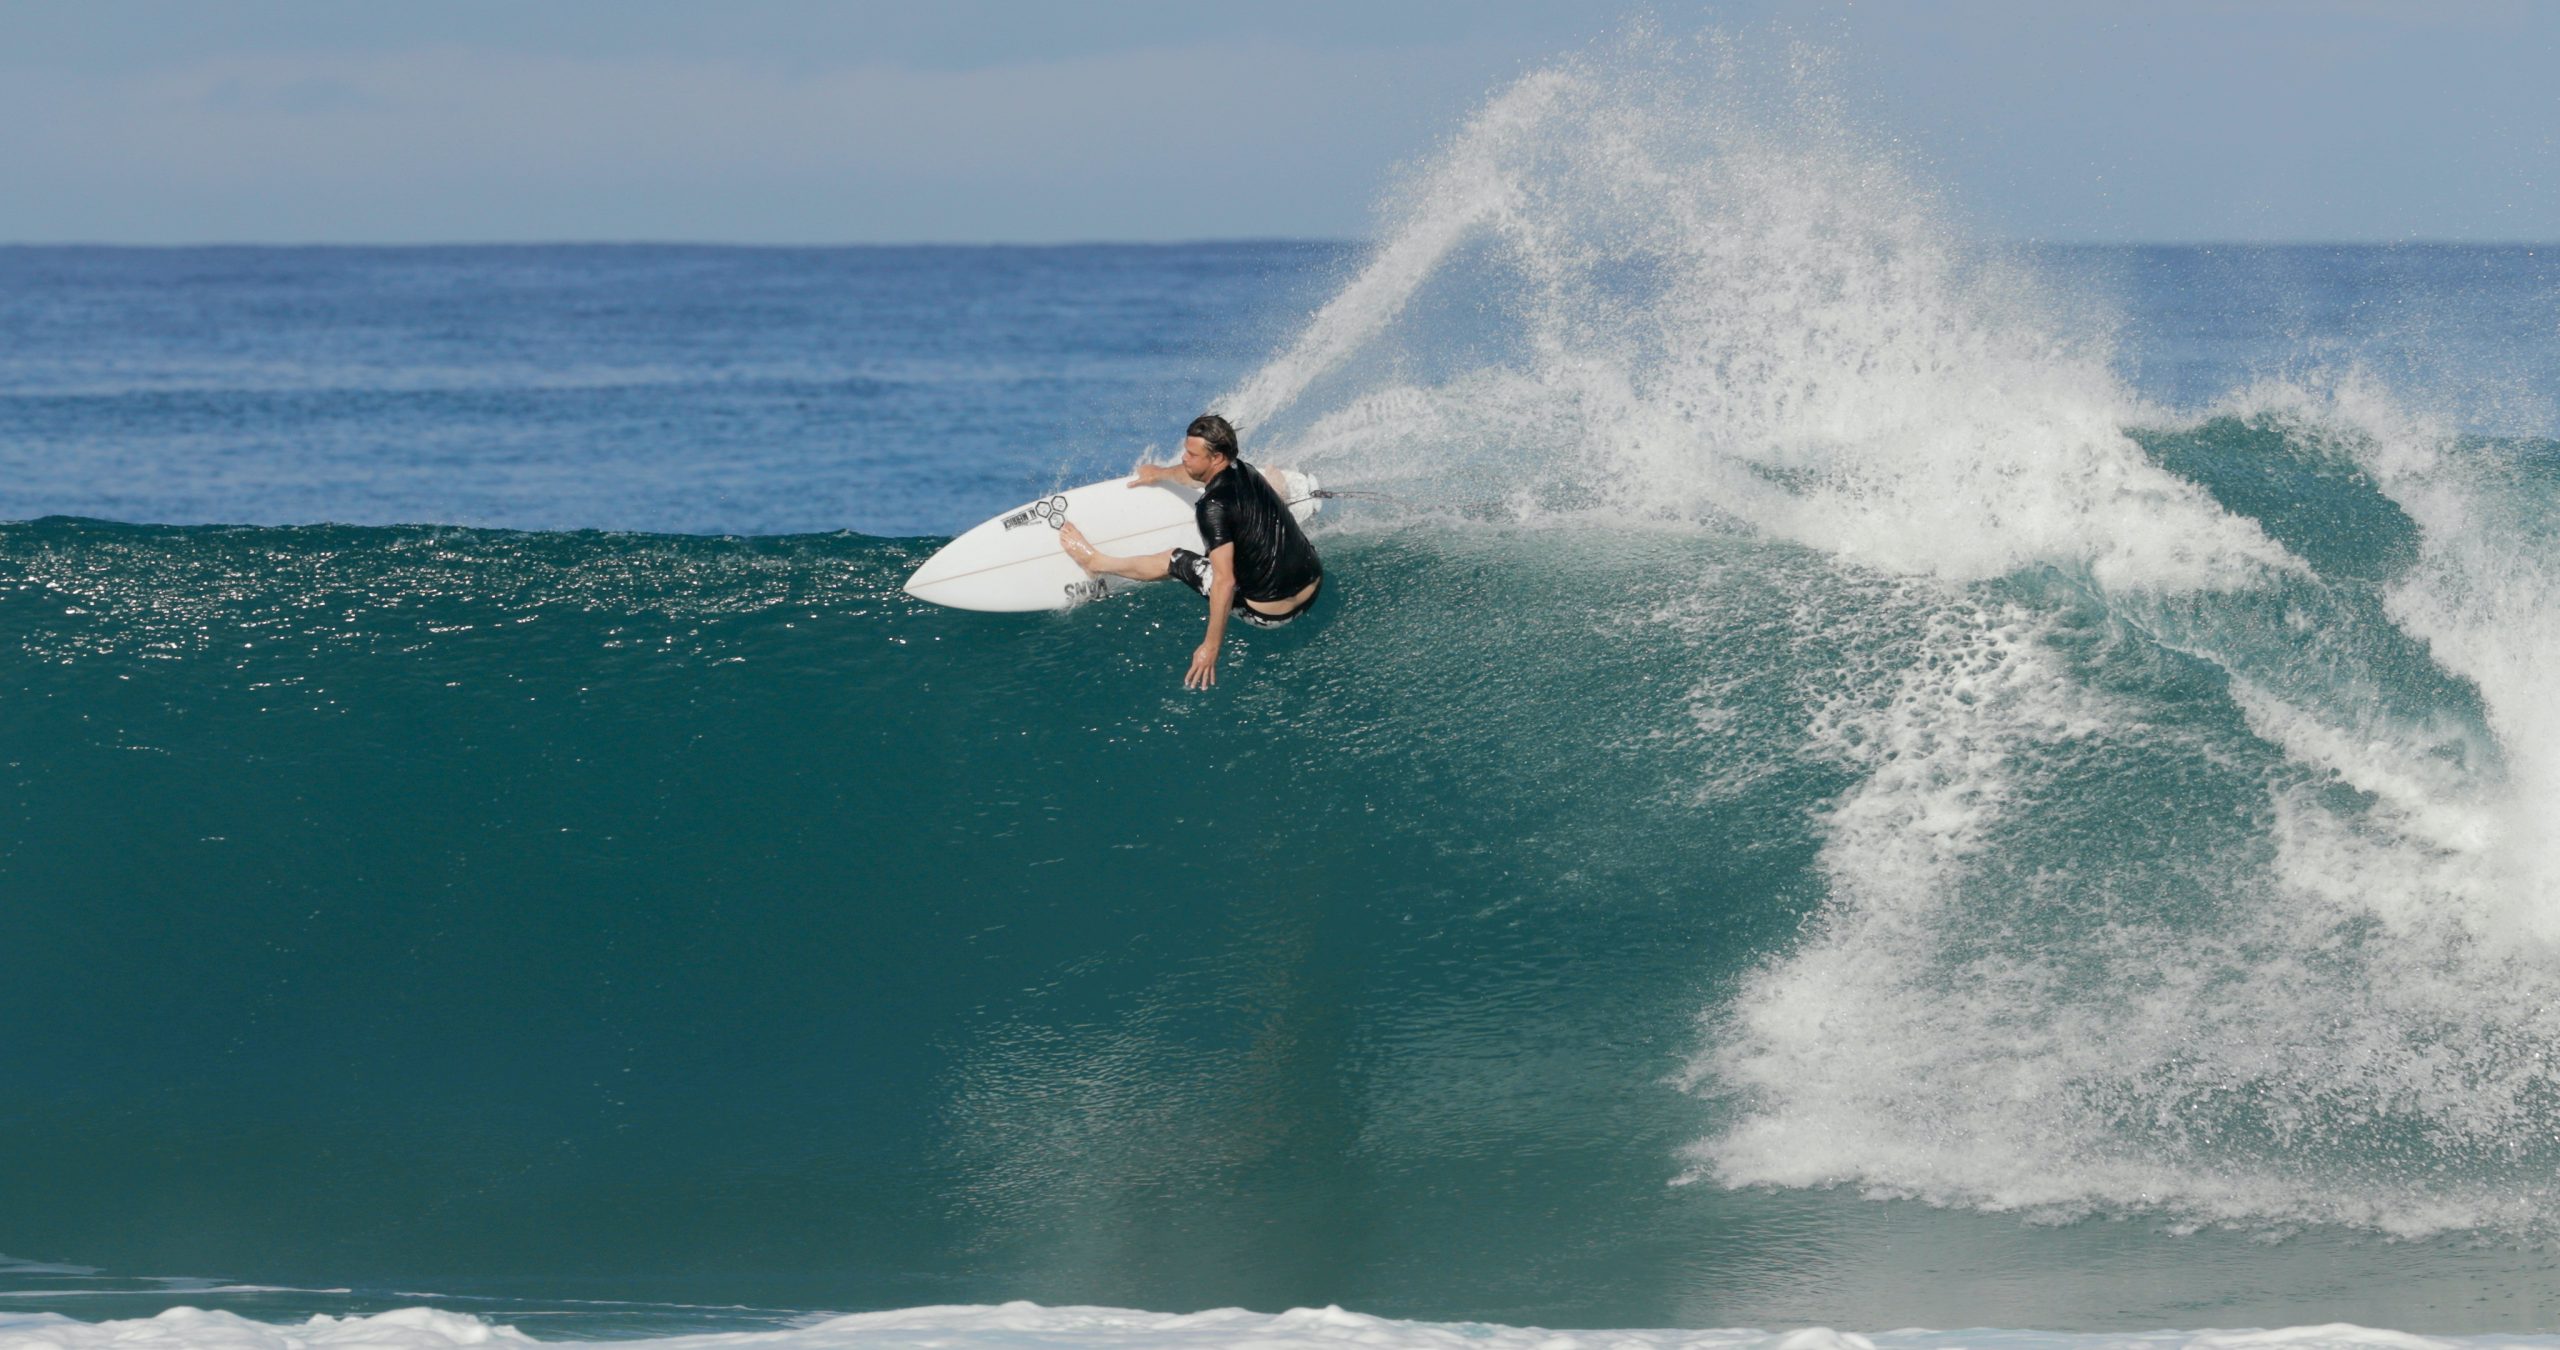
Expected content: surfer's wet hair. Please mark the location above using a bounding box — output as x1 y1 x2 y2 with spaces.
1186 414 1239 460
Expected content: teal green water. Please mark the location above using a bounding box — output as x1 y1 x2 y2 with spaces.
2 516 1817 1324
16 415 2560 1333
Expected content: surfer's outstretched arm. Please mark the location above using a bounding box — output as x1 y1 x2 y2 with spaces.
1131 457 1288 498
1130 461 1205 489
1187 542 1237 690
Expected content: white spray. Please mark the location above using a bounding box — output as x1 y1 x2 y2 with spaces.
1221 29 2560 1236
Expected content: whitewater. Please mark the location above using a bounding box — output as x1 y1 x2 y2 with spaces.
11 29 2560 1350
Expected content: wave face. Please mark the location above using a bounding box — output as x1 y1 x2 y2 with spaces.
3 518 1841 1327
13 32 2560 1344
13 406 2560 1331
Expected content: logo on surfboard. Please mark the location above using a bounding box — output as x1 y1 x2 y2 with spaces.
1002 495 1072 531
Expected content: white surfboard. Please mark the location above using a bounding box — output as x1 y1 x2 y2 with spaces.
905 468 1322 612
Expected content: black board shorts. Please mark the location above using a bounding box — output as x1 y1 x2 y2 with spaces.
1167 548 1322 628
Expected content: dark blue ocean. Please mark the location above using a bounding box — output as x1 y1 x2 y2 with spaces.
0 242 1348 537
9 57 2560 1350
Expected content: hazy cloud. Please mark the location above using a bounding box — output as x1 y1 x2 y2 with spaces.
0 40 1511 241
0 3 2553 243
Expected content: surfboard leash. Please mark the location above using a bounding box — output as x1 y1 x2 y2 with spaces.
1308 488 1410 504
1308 488 1510 516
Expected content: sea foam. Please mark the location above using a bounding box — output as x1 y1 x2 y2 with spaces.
8 1305 2555 1350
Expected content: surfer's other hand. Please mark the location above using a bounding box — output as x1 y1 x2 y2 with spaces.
1185 642 1218 689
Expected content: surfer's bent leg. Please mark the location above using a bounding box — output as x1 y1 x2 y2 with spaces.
1060 522 1171 581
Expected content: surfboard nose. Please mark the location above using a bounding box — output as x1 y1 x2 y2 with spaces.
902 548 959 599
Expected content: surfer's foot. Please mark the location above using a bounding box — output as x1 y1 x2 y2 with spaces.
1062 529 1172 583
1058 522 1100 572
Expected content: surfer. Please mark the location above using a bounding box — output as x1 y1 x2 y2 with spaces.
1059 414 1324 689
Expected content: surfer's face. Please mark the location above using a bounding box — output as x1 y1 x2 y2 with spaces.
1181 436 1226 480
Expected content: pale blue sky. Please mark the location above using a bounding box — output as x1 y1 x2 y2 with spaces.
1 0 2553 244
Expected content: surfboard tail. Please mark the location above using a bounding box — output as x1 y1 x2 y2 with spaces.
1283 469 1322 517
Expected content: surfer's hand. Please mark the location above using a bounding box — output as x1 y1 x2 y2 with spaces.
1185 641 1219 689
1129 463 1164 487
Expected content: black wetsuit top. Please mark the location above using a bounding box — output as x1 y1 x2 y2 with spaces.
1198 461 1323 604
